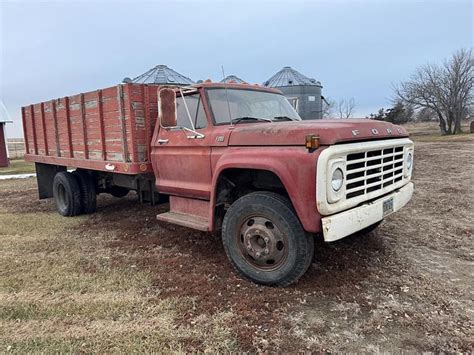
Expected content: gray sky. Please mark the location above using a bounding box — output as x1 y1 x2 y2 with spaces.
1 0 472 137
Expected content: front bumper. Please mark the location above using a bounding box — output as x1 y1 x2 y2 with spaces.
321 182 414 242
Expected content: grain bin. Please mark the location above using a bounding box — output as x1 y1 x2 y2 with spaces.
123 64 194 86
263 66 323 120
220 75 246 84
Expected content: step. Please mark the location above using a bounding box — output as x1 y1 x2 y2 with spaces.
157 211 209 231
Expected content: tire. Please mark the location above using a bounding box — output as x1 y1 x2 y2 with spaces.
72 170 97 214
109 186 129 198
222 191 314 287
53 171 82 217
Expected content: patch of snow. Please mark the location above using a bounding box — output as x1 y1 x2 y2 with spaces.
0 173 36 180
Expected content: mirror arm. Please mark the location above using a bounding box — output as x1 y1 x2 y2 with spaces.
166 126 205 139
182 126 205 139
178 87 197 131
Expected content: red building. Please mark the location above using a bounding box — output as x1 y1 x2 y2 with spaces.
0 119 11 167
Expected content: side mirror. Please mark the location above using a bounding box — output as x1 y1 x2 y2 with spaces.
159 88 177 128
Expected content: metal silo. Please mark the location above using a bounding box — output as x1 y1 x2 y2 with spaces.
263 66 323 120
123 64 194 86
220 75 246 84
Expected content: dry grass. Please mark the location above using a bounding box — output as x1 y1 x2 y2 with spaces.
0 203 238 352
402 120 472 139
0 160 35 175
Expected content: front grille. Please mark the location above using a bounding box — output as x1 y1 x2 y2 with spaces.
345 146 404 199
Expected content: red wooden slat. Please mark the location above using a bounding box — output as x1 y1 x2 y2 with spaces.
126 84 138 162
97 90 106 160
117 85 128 162
40 102 49 156
80 93 89 159
65 97 73 157
30 105 38 154
51 100 60 157
21 107 30 154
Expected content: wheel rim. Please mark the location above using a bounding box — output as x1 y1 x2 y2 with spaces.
238 216 288 271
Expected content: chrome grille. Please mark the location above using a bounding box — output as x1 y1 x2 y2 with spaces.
345 146 404 199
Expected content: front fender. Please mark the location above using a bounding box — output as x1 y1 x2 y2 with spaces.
209 146 325 233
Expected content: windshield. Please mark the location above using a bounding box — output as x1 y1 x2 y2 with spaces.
206 88 302 125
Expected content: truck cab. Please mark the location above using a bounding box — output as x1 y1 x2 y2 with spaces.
153 83 414 286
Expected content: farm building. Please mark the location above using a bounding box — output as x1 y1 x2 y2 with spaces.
123 64 194 85
0 119 12 167
264 66 323 120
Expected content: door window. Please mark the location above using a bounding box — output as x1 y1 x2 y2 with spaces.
176 94 208 130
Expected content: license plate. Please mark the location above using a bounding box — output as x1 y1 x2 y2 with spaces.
383 197 394 216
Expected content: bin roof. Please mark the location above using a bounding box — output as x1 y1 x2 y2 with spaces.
126 64 194 85
220 75 246 84
263 66 321 87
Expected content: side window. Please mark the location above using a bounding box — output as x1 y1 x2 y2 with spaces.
194 98 207 129
176 94 208 130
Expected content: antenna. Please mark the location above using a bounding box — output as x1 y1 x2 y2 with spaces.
221 65 233 125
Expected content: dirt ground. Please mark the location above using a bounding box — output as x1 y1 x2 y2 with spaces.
1 129 473 352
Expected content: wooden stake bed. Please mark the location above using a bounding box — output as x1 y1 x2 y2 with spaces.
22 83 160 175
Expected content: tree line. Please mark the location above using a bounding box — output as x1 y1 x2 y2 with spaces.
323 48 472 135
377 48 473 134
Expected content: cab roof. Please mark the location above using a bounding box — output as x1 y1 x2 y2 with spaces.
190 82 282 94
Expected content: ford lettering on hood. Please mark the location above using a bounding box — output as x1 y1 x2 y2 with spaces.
228 119 409 146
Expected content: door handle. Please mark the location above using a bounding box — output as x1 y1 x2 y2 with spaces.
158 139 169 144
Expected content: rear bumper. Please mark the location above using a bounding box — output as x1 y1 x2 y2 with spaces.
321 182 414 242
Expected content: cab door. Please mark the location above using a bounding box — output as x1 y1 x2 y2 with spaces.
151 90 212 200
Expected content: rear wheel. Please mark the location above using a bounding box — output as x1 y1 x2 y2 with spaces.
222 191 314 287
72 170 97 214
53 171 82 217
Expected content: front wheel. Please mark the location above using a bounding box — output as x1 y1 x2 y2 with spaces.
222 192 314 287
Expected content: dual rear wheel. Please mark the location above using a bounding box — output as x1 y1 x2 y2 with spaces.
52 171 96 217
52 170 132 216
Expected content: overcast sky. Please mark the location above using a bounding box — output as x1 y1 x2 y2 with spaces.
1 0 472 137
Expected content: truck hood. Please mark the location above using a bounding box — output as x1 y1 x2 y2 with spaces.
228 119 409 146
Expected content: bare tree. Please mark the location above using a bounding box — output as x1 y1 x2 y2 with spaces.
336 98 356 118
395 48 473 135
447 48 473 133
322 98 336 118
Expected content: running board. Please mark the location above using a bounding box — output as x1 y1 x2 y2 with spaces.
157 212 209 231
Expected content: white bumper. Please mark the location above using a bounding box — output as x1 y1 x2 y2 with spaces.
321 182 414 242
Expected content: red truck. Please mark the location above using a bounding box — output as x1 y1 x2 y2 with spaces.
22 81 414 286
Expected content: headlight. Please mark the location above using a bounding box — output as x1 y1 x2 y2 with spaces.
331 168 344 192
406 152 413 170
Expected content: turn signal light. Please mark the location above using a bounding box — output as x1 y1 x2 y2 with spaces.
305 135 320 150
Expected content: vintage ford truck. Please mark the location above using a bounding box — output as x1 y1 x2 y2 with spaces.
22 81 414 286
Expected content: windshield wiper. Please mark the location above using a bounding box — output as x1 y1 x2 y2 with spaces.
273 116 297 121
231 116 273 125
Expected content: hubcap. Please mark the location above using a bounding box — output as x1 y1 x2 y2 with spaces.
238 216 288 270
